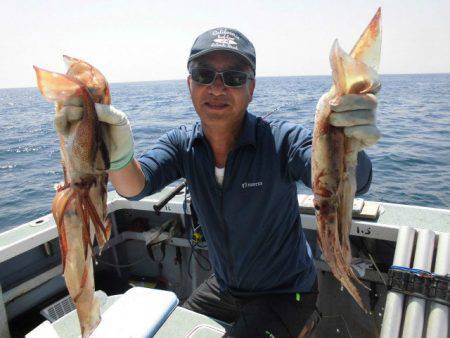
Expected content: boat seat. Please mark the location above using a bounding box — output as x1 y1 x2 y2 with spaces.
91 287 178 337
27 287 178 337
27 287 230 337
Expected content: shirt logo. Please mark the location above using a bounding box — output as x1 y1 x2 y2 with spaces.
241 181 263 189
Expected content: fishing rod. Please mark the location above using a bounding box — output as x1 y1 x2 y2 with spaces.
153 181 186 215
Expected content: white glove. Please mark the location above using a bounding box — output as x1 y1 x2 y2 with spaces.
327 93 381 150
55 101 134 171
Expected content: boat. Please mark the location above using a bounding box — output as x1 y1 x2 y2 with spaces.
1 182 449 337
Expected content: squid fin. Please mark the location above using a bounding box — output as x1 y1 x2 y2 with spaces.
33 67 85 103
329 8 381 96
350 8 382 70
63 55 111 105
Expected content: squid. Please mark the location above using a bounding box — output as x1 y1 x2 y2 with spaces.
312 8 382 310
34 56 111 336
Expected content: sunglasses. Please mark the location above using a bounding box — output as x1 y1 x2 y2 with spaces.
190 68 254 88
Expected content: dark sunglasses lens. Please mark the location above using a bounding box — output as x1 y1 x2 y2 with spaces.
223 71 248 87
191 69 215 84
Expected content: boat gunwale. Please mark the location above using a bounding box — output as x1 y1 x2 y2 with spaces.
1 189 449 265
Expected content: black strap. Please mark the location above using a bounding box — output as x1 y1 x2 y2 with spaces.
387 267 449 307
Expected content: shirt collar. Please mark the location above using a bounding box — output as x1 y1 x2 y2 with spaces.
193 111 257 148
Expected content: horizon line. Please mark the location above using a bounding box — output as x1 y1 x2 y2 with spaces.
2 71 449 90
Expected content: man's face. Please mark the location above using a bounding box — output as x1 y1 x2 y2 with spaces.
187 51 255 125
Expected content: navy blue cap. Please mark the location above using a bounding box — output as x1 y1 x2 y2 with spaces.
188 28 256 71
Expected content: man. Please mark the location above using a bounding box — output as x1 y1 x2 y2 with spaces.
59 28 379 337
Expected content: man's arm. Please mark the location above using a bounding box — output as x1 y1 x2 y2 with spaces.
284 125 373 194
284 91 379 194
109 159 146 198
57 102 183 199
118 129 184 200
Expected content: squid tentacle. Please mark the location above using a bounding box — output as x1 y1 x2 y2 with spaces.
83 192 110 246
72 253 92 303
71 192 94 304
75 195 93 259
53 188 76 271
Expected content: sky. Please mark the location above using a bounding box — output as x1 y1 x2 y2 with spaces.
1 0 449 89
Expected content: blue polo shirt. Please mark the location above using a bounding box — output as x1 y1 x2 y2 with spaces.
132 112 372 296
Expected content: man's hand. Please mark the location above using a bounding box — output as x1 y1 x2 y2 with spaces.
328 93 381 150
55 100 134 171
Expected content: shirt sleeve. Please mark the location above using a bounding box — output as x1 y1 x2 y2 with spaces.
126 128 184 200
284 123 373 195
283 122 313 187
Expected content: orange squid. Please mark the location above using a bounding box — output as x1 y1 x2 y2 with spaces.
34 56 112 336
312 9 382 311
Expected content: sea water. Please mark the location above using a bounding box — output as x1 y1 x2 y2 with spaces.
0 74 449 233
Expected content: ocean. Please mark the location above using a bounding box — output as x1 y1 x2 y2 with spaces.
0 74 449 233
